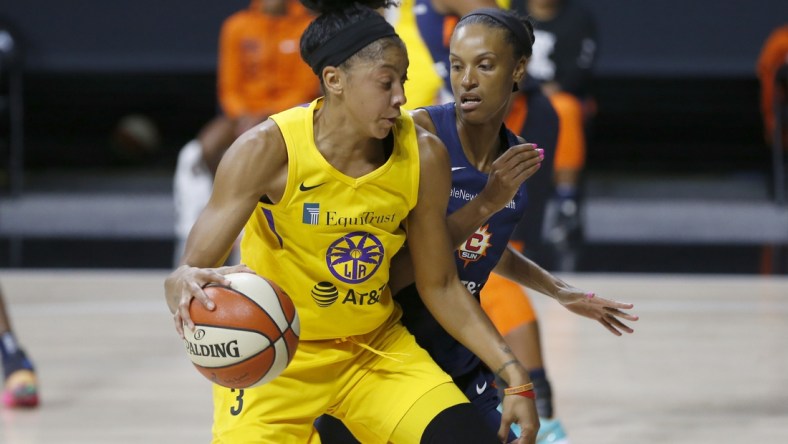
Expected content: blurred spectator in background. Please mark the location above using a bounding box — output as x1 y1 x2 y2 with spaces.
0 283 38 408
0 16 23 194
506 76 558 268
514 0 597 271
757 24 788 151
173 0 319 264
110 114 162 164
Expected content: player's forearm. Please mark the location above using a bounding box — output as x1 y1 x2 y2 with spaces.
446 197 497 248
493 246 568 299
180 219 237 269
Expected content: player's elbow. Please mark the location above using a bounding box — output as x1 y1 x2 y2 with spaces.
414 273 458 306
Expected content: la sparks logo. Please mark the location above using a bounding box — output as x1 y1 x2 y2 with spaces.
458 225 493 267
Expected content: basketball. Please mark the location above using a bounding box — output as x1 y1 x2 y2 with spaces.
183 272 300 389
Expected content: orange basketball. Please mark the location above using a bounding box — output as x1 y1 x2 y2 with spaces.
183 273 300 389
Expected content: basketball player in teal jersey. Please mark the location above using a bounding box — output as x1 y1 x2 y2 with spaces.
164 0 545 442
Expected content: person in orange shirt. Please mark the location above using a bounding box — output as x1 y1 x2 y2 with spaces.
174 0 321 264
757 24 788 150
218 0 320 141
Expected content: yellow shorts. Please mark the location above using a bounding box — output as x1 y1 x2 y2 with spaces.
211 305 467 443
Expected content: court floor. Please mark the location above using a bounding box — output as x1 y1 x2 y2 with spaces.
0 270 786 443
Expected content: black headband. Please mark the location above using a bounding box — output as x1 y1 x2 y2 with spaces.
462 8 532 50
304 14 397 75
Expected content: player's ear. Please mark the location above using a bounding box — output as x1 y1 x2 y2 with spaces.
513 56 527 86
322 66 343 96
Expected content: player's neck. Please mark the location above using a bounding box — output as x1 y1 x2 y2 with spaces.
313 105 386 177
457 121 504 172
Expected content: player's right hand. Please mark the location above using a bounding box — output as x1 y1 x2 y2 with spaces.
499 389 539 444
479 143 542 213
497 363 539 444
165 263 254 338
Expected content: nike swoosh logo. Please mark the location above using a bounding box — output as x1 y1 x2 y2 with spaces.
299 182 325 192
451 167 466 172
476 381 487 395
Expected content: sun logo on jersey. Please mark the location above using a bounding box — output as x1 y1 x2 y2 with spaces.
326 231 384 284
458 225 493 267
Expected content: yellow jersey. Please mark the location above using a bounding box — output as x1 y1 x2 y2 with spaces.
241 99 420 340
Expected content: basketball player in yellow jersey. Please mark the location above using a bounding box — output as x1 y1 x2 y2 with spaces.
164 1 544 443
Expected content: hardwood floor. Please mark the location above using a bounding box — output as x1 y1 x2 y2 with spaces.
1 271 786 443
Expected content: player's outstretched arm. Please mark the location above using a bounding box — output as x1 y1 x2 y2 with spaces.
494 246 639 336
407 128 539 444
165 120 287 337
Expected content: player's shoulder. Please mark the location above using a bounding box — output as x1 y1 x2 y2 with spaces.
413 123 449 171
226 119 287 168
409 108 438 135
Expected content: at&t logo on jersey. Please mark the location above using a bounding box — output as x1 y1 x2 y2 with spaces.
458 225 493 267
311 281 339 307
309 281 387 307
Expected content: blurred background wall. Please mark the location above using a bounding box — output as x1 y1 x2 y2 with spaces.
2 0 785 167
1 0 787 271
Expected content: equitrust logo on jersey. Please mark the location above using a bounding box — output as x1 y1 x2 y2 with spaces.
302 203 397 228
303 203 320 225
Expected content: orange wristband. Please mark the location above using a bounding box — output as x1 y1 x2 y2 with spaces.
504 383 534 396
511 390 535 399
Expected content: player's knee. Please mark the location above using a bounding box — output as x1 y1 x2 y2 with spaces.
420 403 499 444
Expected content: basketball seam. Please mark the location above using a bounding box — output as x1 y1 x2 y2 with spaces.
207 283 289 333
193 348 273 370
282 327 296 360
193 323 278 343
